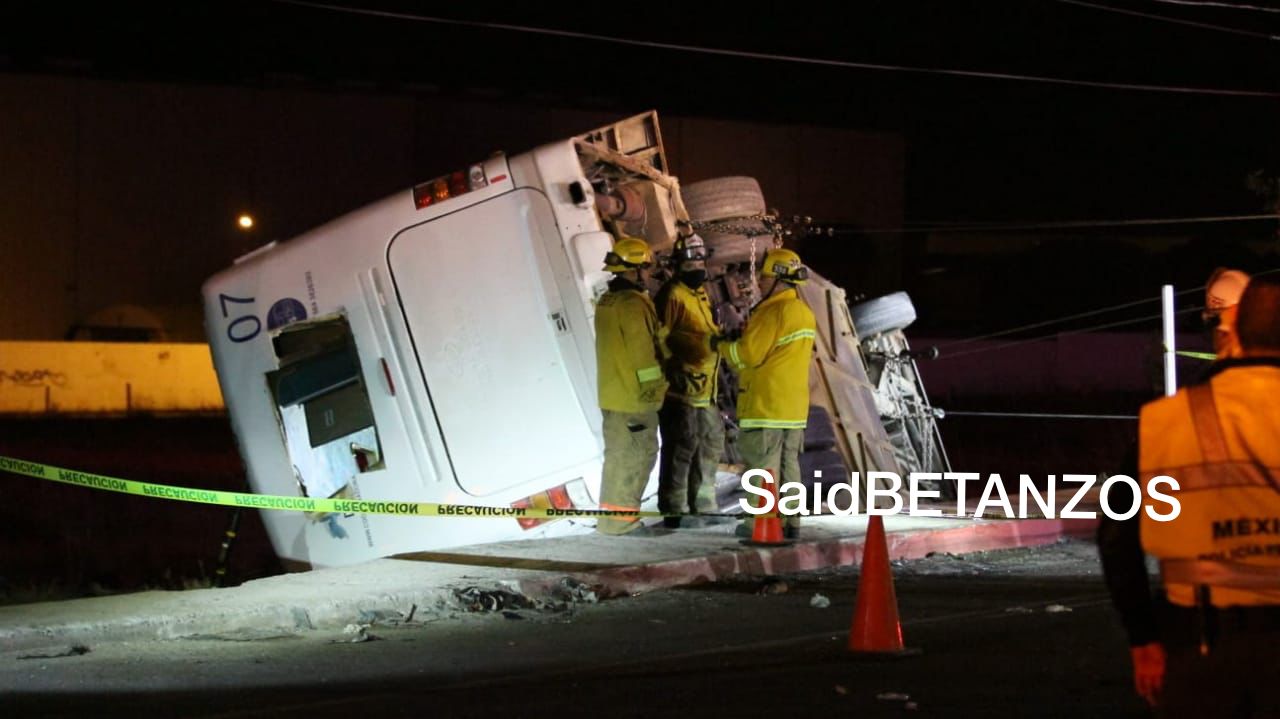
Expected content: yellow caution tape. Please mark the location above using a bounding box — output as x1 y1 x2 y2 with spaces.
0 455 671 519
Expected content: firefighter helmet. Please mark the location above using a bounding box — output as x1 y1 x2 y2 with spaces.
671 234 710 264
759 247 808 285
603 236 654 272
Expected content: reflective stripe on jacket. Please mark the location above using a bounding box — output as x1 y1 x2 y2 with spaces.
1139 363 1280 608
657 280 720 407
595 285 669 413
721 288 816 429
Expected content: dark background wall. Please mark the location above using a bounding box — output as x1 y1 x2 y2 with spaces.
3 2 1277 343
0 73 903 341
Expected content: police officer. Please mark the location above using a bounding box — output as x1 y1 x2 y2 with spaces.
594 236 669 536
655 234 727 528
715 247 816 540
1105 275 1280 716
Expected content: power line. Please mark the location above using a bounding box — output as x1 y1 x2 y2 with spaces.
936 295 1169 351
1147 0 1280 15
1050 0 1280 40
934 267 1280 352
936 305 1205 361
842 213 1278 235
270 0 1280 98
945 410 1138 420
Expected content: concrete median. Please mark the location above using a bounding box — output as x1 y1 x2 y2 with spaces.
0 514 1096 652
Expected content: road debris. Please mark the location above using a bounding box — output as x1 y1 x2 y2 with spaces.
452 577 602 617
358 608 407 626
180 629 298 642
758 577 789 595
809 592 831 609
551 577 600 606
18 645 89 660
454 586 535 613
331 623 378 643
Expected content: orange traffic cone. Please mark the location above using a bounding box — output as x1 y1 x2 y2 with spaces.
848 514 919 656
741 468 788 546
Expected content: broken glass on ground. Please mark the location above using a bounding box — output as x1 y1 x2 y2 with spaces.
453 576 603 617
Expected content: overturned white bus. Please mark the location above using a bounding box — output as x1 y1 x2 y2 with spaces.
203 111 942 568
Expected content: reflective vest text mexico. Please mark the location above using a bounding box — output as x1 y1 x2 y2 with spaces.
1140 363 1280 607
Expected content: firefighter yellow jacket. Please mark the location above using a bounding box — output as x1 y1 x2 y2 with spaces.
721 288 816 429
657 280 720 407
1140 361 1280 608
595 282 669 413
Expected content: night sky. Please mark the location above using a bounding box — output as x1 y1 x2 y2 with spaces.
3 0 1278 334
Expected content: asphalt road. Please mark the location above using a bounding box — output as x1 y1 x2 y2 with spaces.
0 541 1149 718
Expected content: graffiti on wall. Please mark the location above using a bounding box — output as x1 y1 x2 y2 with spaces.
0 370 69 387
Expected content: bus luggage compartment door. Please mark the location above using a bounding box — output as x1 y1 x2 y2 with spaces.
387 190 598 496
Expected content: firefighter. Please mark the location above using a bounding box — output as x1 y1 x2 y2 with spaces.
1105 274 1280 715
655 234 726 528
1202 267 1251 360
594 236 669 536
715 247 816 540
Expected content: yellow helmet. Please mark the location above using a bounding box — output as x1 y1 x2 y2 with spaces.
603 236 653 272
759 247 808 285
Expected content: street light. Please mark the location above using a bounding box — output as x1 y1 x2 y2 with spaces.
237 213 255 230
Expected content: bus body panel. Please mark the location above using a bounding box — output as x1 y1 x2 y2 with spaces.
386 188 600 497
202 146 642 567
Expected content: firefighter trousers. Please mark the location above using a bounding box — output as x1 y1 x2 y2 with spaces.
737 427 804 532
597 409 659 535
658 399 725 516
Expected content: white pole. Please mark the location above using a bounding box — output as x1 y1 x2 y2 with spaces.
1162 284 1176 397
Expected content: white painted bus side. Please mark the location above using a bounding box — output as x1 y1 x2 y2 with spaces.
202 143 642 567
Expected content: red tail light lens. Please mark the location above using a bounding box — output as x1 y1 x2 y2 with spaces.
547 485 572 509
448 171 468 196
412 163 488 210
512 480 580 530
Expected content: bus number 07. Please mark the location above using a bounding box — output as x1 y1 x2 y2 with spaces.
218 294 261 343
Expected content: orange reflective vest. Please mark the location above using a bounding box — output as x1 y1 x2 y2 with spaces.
1140 363 1280 608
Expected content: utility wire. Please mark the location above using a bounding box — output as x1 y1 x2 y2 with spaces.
842 213 1278 235
1050 0 1280 40
935 267 1280 352
270 0 1280 98
937 295 1172 351
945 410 1138 420
1146 0 1280 15
936 305 1205 361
